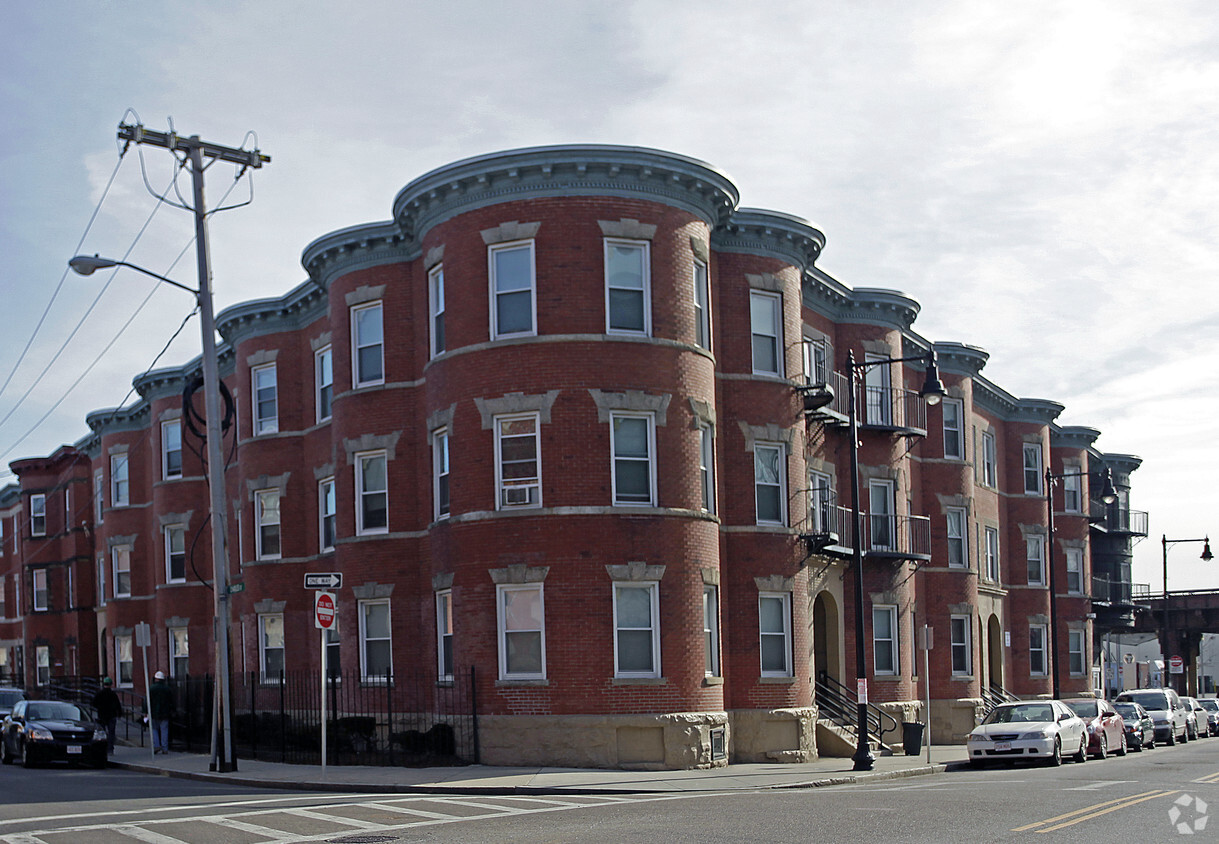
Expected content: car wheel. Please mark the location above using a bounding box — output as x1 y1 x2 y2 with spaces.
1073 734 1088 763
1046 736 1063 767
0 738 11 765
1146 733 1154 749
1167 728 1177 746
1116 730 1127 757
21 741 36 769
1096 732 1107 760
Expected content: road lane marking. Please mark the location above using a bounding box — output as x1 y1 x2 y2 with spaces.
1036 790 1180 833
1012 789 1175 831
1065 781 1134 790
1193 771 1219 784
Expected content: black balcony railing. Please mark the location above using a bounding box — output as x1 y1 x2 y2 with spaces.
799 370 850 418
1091 575 1136 605
860 385 929 435
1090 503 1149 536
801 503 930 561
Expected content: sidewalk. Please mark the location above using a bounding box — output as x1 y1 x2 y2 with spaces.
108 743 968 795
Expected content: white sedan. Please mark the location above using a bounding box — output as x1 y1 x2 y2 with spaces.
967 700 1088 767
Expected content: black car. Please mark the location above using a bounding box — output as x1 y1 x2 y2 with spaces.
1114 701 1156 751
0 699 107 768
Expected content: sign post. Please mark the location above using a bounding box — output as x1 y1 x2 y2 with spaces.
314 590 337 774
134 621 153 760
919 624 933 764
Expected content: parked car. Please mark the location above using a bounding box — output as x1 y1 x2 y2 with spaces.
0 687 25 720
1115 689 1189 745
0 699 107 768
1064 698 1127 758
1113 701 1156 751
967 700 1088 767
1197 698 1219 737
1180 697 1205 740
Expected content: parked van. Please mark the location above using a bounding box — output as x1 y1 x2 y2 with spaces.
1116 688 1189 745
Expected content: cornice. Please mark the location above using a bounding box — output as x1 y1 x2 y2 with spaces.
712 207 825 270
215 279 328 347
300 223 414 291
933 341 989 377
1010 398 1065 425
841 288 922 331
1052 425 1101 450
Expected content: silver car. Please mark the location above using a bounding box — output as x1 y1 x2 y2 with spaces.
967 700 1088 767
1197 699 1219 737
1116 688 1189 745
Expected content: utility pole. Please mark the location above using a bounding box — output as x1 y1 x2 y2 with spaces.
116 122 270 773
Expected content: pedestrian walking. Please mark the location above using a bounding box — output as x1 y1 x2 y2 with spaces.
91 677 122 755
149 671 173 754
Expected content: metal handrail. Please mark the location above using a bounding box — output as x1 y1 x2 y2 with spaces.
981 683 1019 716
816 670 900 747
860 384 929 433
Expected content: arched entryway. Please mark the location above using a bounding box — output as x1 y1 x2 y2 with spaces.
987 614 1004 692
812 591 842 684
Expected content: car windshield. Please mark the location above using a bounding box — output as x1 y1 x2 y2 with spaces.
1199 700 1219 712
25 702 83 721
0 690 23 707
1120 692 1167 711
1065 701 1098 719
1114 703 1140 717
984 704 1056 724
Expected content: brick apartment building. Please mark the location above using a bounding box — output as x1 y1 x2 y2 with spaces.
0 145 1145 769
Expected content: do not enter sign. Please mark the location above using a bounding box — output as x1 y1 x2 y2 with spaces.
315 591 336 630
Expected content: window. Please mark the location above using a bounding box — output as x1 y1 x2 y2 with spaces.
94 470 104 523
116 634 133 686
356 451 389 534
66 566 74 609
981 431 997 487
750 291 782 376
605 239 650 334
869 479 896 550
942 398 964 460
809 470 833 534
65 486 72 525
703 585 720 677
0 578 5 617
754 443 786 525
497 584 545 680
1066 548 1084 594
611 413 655 506
1029 624 1048 676
984 527 1000 582
490 242 535 338
1063 472 1082 513
951 615 972 675
873 605 898 675
165 525 186 583
496 414 541 508
433 429 450 520
32 569 48 612
113 546 131 598
693 260 710 350
1069 629 1086 676
614 583 660 678
30 493 46 537
252 364 278 435
96 555 105 607
169 628 188 678
429 265 446 357
36 645 50 686
699 424 716 514
111 455 130 507
864 355 892 425
318 477 336 552
803 336 830 386
352 302 385 387
162 420 183 479
759 593 792 676
946 507 967 568
1026 536 1046 586
315 346 333 422
436 590 453 681
259 614 284 682
255 490 281 560
360 599 392 681
1023 443 1043 494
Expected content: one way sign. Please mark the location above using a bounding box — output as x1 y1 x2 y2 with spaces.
304 572 342 590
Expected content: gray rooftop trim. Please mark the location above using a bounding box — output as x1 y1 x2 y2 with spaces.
712 207 826 270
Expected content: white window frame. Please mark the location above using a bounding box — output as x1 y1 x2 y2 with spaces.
315 345 333 423
497 583 546 680
604 238 651 336
950 614 973 675
495 413 541 509
252 363 278 435
754 443 787 526
1023 443 1043 494
803 335 830 386
946 506 967 568
255 489 281 560
111 454 130 507
35 645 50 687
869 479 896 551
355 450 389 535
749 290 783 377
165 524 186 583
1063 472 1083 513
96 554 106 607
942 398 964 460
872 605 898 676
809 469 833 534
864 354 893 426
1066 548 1084 595
1029 624 1049 676
112 545 131 598
259 613 285 683
94 470 104 524
318 477 336 553
162 419 183 479
436 590 453 681
610 412 656 506
703 585 720 678
429 264 445 358
1026 536 1046 586
981 431 997 487
30 493 46 537
169 627 189 678
433 428 450 520
1068 629 1086 676
985 526 1000 582
613 582 661 679
699 423 716 514
115 633 133 687
489 241 536 340
693 259 710 351
32 569 48 612
351 301 385 388
359 598 393 682
759 592 793 677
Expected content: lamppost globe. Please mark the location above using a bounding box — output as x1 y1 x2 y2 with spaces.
68 255 119 276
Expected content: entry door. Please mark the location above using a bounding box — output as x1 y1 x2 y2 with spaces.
869 480 896 550
864 355 892 425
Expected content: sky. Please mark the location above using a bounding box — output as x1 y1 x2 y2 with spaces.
1 0 1217 590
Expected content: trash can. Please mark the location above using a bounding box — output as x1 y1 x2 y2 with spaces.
902 721 925 756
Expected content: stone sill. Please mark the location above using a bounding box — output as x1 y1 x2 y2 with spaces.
758 676 797 685
612 677 668 686
495 679 549 688
703 676 724 686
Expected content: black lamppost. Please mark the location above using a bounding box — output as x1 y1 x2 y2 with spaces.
846 348 945 771
1161 534 1213 694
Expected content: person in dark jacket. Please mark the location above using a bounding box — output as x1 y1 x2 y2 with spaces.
91 677 122 754
149 671 173 754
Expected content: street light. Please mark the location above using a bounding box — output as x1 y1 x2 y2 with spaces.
1161 534 1213 694
1043 466 1116 699
69 253 237 772
845 348 944 771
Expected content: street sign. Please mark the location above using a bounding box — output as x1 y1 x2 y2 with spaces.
134 621 151 648
1170 654 1185 674
304 572 342 590
229 582 245 594
315 591 336 630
